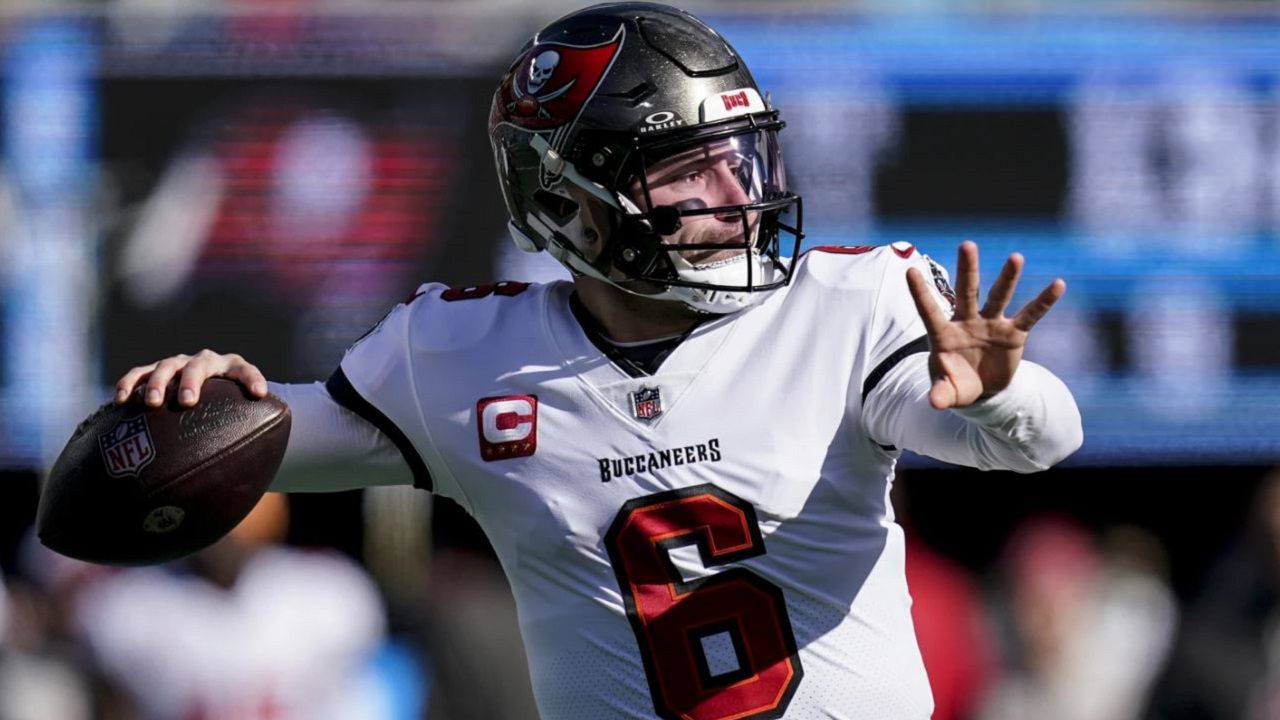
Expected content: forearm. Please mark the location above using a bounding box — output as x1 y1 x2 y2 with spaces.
267 381 413 491
863 356 1083 472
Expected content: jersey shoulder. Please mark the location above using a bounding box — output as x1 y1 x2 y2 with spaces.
362 278 559 357
781 242 954 366
332 279 560 493
788 242 947 298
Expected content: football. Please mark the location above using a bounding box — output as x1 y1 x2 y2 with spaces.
36 378 292 566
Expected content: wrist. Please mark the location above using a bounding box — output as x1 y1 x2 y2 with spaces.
952 373 1025 425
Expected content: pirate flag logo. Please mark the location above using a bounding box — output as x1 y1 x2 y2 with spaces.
925 255 958 309
497 28 624 131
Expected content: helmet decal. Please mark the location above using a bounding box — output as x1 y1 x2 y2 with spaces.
498 27 625 135
700 87 765 122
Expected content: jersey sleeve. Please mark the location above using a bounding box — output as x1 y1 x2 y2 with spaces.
863 354 1083 472
857 246 1083 471
859 244 954 403
267 381 413 492
319 284 454 497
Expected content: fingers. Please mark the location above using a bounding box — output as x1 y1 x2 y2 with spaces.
1012 278 1067 332
981 253 1023 319
115 350 267 408
143 355 191 407
176 351 268 407
224 356 268 399
929 353 980 409
906 267 951 337
115 362 159 404
954 240 980 320
176 349 224 407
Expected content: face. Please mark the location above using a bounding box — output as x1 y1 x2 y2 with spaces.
632 138 762 265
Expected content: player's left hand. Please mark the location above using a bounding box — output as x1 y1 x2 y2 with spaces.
905 240 1065 409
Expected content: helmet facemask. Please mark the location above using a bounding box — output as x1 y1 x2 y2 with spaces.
505 120 803 315
607 123 802 313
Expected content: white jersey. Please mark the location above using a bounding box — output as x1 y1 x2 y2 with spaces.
280 244 1082 720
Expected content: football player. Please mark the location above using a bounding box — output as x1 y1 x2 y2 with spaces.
114 4 1082 718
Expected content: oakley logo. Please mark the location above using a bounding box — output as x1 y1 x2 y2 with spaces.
640 111 686 134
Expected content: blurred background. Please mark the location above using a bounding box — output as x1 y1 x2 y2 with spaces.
1 0 1280 718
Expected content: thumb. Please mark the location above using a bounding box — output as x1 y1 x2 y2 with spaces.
926 352 957 409
929 377 957 409
929 352 978 409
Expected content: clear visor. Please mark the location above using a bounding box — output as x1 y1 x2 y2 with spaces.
635 130 787 208
628 129 788 266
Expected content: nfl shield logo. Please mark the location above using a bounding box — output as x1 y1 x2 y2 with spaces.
628 386 663 422
99 415 157 478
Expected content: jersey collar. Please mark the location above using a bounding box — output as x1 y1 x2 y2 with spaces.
545 282 742 430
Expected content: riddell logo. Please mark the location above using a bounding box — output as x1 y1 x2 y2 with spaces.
477 395 538 461
721 91 750 111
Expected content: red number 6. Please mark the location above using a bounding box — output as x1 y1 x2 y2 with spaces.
605 484 803 720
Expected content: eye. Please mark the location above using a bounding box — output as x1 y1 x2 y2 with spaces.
675 169 706 185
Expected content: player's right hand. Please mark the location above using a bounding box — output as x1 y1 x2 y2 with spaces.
905 241 1065 409
114 350 268 409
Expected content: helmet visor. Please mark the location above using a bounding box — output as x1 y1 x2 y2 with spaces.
631 129 787 262
614 127 800 295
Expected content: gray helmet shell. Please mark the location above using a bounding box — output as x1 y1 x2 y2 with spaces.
489 2 803 313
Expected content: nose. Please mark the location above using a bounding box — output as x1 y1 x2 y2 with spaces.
712 163 751 220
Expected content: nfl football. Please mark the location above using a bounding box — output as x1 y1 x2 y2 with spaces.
37 378 291 566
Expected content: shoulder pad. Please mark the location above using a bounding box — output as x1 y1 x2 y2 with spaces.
794 242 921 291
411 280 544 354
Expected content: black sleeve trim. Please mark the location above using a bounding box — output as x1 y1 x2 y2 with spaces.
861 334 930 404
326 367 434 492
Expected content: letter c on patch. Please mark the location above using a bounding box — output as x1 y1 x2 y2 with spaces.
477 394 538 461
482 398 535 442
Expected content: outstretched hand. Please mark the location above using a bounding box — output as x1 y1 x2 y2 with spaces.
905 241 1065 409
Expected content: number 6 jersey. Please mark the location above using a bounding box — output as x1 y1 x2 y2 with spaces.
278 245 1082 720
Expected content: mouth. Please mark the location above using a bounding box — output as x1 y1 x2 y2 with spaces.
679 245 752 268
692 251 748 269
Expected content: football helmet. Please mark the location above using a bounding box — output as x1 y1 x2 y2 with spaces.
488 2 803 314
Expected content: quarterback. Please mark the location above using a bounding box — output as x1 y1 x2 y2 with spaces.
115 4 1082 719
